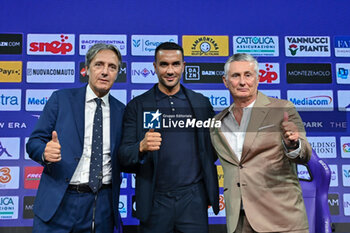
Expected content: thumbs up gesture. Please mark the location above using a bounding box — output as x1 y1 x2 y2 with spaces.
281 112 299 149
44 131 62 162
139 129 162 153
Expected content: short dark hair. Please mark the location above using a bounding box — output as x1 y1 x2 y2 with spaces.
154 42 184 62
85 43 122 72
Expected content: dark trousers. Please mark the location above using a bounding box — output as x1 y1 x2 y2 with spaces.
33 187 114 233
140 182 209 233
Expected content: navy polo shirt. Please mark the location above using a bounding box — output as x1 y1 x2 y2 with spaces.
155 86 202 192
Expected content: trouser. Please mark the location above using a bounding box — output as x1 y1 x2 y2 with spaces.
140 181 209 233
33 186 114 233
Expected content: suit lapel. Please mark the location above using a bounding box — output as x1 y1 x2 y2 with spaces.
241 92 271 163
71 86 86 147
214 109 239 165
109 96 118 154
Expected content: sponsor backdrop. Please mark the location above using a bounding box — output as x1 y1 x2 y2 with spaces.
0 1 349 232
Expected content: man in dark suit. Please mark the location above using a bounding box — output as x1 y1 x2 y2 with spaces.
26 43 125 233
119 42 219 233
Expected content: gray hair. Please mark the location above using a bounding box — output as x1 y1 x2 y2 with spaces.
224 53 259 80
85 43 122 72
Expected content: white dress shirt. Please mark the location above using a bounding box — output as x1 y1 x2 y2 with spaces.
70 85 112 185
221 101 255 161
221 101 300 161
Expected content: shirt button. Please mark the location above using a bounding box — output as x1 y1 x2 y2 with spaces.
237 183 240 187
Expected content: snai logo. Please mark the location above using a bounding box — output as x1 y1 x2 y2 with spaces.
27 34 75 55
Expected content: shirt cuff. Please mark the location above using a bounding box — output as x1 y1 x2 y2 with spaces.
282 139 301 159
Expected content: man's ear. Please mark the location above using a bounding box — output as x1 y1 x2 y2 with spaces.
222 76 228 88
86 66 90 76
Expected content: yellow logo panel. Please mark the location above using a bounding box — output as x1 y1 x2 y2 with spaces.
182 35 228 56
217 165 224 187
0 61 22 82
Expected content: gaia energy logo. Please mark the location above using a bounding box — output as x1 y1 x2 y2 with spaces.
183 35 228 56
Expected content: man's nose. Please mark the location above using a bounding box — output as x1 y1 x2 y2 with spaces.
166 65 174 75
101 65 109 75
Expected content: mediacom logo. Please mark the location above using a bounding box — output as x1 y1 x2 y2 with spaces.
119 195 127 218
336 63 350 84
0 196 18 219
285 36 330 57
233 36 279 56
27 61 75 83
286 63 332 83
259 63 280 84
0 137 20 160
24 166 43 189
27 34 75 55
183 35 228 56
287 90 333 111
0 166 19 189
25 89 56 111
0 89 21 111
334 36 350 57
0 34 22 54
131 62 157 83
131 35 178 56
184 63 225 83
341 137 350 158
0 61 22 83
337 90 350 111
79 34 127 55
307 137 336 158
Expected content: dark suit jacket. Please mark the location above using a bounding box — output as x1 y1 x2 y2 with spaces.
118 84 219 222
26 86 125 226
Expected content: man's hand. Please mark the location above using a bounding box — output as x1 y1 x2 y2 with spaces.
281 112 299 149
139 129 162 153
44 131 62 162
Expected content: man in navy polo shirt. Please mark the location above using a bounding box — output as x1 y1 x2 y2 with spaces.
119 42 219 233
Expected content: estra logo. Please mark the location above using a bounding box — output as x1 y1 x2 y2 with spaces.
24 166 43 189
27 34 75 55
